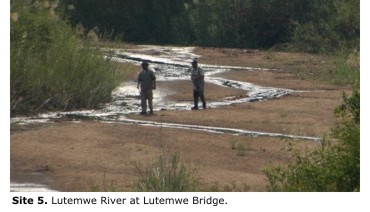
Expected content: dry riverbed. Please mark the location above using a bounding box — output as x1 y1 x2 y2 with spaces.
10 45 351 191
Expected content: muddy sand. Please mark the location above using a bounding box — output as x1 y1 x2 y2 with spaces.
10 46 351 191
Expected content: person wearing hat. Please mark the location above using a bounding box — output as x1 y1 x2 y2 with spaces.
137 61 156 114
189 59 206 110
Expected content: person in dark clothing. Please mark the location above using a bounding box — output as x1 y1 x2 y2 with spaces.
189 59 206 110
137 61 156 114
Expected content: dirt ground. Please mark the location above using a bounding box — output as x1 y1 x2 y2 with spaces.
10 45 351 192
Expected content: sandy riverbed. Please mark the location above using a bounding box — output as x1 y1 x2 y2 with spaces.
10 45 351 191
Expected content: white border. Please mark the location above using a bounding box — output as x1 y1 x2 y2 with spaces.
3 1 369 212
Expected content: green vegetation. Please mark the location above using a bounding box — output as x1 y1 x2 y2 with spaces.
11 0 359 115
229 140 237 150
10 0 120 115
61 0 359 53
290 0 359 53
236 142 246 157
207 181 250 192
89 154 251 192
133 154 199 192
230 140 247 156
320 50 360 87
11 0 360 192
132 154 252 192
264 63 360 191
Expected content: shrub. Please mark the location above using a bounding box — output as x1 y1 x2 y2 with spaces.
290 0 359 53
264 90 360 192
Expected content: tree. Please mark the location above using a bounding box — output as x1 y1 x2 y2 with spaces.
59 0 359 51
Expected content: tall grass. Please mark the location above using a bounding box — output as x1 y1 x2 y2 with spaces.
320 49 360 88
133 154 199 192
10 0 120 115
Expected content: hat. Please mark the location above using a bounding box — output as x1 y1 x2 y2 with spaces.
191 59 198 64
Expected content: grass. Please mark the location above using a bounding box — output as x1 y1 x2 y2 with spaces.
229 140 237 150
236 142 246 157
10 0 121 115
132 154 199 192
89 152 253 192
230 139 248 157
320 50 360 87
206 181 250 192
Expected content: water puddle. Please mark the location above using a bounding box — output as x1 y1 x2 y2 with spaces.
10 183 57 192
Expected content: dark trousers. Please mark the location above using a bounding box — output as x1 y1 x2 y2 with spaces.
141 90 153 112
193 90 206 109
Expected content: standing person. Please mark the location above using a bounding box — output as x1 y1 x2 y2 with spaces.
137 61 156 114
189 59 206 110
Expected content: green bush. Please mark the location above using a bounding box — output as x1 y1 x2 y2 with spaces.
61 0 359 52
264 90 360 192
10 0 120 115
290 0 359 53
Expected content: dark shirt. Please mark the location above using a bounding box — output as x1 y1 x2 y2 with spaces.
138 69 156 91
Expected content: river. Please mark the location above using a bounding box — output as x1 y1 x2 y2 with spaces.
10 45 320 192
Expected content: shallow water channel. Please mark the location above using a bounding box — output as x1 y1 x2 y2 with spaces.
10 45 320 191
12 45 318 139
